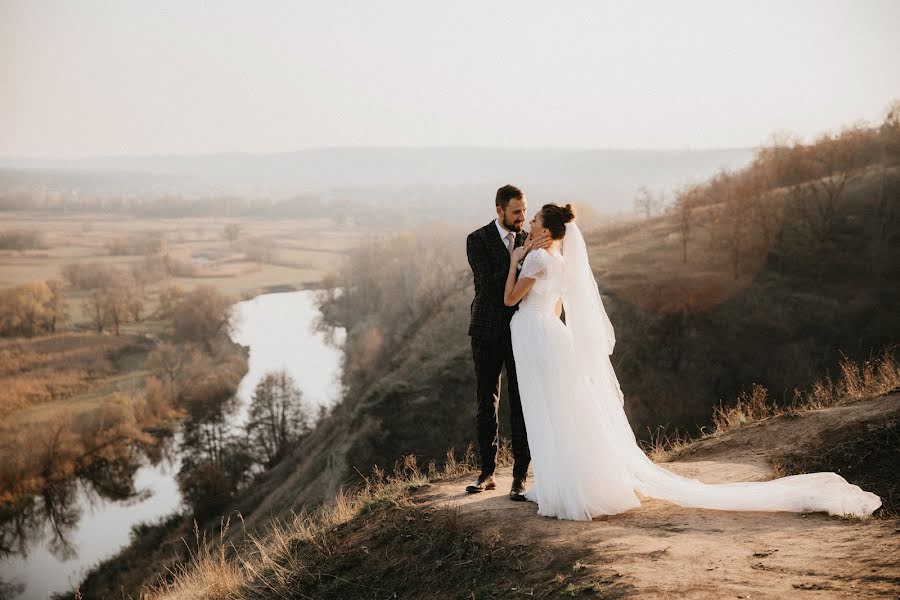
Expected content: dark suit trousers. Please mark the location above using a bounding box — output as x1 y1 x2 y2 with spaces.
471 332 530 480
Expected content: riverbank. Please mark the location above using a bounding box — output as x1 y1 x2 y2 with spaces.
0 327 249 599
33 288 343 600
0 331 181 506
0 210 363 599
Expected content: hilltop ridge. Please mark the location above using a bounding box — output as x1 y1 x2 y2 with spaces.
135 388 899 599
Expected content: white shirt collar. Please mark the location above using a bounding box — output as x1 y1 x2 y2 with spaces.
495 217 515 242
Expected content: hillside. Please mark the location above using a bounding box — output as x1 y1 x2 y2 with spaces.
69 124 899 597
136 388 899 599
223 161 899 540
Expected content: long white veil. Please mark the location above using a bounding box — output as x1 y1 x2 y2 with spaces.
559 220 881 517
560 221 619 398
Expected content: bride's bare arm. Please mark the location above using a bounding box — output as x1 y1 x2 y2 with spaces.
504 246 535 306
554 298 562 317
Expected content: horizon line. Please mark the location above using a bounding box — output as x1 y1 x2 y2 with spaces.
0 144 759 163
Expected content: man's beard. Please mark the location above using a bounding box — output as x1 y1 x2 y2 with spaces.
502 217 523 232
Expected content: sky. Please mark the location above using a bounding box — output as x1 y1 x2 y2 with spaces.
1 0 898 158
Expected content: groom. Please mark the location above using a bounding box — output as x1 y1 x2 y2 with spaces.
465 184 549 500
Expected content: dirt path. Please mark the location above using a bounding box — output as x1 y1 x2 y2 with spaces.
421 395 900 598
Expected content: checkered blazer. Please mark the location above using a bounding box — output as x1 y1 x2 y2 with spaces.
466 221 527 340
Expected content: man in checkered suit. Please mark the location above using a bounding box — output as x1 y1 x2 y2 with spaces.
464 184 550 500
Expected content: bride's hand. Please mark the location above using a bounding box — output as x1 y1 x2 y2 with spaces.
510 245 527 264
524 232 552 254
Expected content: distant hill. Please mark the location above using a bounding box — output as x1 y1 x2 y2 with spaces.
0 147 755 214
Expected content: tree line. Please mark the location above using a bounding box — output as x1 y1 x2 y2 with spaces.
665 100 900 279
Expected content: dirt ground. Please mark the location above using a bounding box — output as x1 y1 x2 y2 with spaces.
422 394 900 599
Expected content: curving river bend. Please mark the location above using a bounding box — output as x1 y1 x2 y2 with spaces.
0 290 344 600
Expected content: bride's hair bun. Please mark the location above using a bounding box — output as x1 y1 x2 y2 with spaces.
541 203 577 240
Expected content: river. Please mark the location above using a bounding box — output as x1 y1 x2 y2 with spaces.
0 290 344 600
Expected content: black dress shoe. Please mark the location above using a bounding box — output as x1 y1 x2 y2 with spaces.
509 477 527 501
465 474 496 493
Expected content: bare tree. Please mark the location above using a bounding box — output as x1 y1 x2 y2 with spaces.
633 186 655 219
46 280 69 333
711 174 755 279
672 184 703 264
789 128 862 244
173 285 234 348
102 281 136 336
245 370 313 467
126 284 146 322
738 169 780 249
82 289 108 333
145 342 182 384
155 284 185 319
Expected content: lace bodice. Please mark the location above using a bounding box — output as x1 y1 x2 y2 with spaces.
518 247 565 314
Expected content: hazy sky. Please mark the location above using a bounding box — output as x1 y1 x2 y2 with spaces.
2 0 898 158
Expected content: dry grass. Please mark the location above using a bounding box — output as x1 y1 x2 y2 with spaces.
639 426 696 463
0 332 138 415
643 347 899 462
0 212 370 311
135 442 512 600
80 351 898 599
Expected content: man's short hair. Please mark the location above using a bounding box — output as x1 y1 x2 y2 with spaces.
495 184 524 210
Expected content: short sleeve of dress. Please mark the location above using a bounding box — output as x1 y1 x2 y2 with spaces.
519 248 550 280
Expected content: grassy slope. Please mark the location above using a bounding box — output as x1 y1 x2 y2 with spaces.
71 166 899 597
228 166 899 537
137 389 900 600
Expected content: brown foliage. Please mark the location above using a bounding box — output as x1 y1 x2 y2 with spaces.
61 262 123 290
132 255 170 286
79 275 146 335
0 280 70 336
146 342 182 383
236 236 278 264
177 346 247 415
155 284 185 319
0 333 127 415
0 281 69 336
317 227 467 389
164 254 199 277
104 231 167 256
142 376 179 421
172 285 235 347
0 229 46 250
80 394 154 460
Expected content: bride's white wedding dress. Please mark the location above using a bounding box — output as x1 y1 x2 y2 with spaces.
509 222 882 522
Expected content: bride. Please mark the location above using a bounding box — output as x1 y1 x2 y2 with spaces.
502 203 882 521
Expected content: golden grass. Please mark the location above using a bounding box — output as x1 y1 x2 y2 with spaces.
135 441 509 600
0 332 133 415
103 349 899 599
645 347 899 462
0 212 371 313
